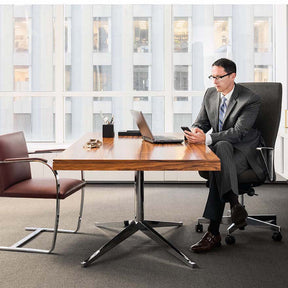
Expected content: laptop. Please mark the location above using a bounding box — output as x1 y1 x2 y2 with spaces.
131 110 183 144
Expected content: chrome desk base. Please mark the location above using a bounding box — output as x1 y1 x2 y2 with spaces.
95 219 183 229
82 171 197 268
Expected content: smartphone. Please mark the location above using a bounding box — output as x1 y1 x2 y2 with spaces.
181 126 191 132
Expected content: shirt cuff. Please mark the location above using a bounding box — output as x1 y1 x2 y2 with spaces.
205 134 212 145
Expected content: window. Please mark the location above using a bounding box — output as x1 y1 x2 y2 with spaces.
174 17 188 53
0 4 275 143
254 17 272 53
93 17 110 52
14 66 30 91
14 18 30 53
65 66 72 91
134 17 150 53
93 65 112 91
174 65 188 91
254 65 271 82
134 65 149 91
65 17 71 53
214 17 230 52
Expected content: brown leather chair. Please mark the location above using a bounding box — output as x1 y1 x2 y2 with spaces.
196 82 283 244
0 131 85 253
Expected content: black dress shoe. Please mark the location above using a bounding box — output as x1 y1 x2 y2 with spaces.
231 203 248 227
190 231 221 253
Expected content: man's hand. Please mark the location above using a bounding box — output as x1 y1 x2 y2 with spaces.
184 127 206 144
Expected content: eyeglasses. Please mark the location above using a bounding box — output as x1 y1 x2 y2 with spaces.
208 72 233 81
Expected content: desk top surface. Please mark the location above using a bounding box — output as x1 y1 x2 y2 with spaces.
53 133 220 171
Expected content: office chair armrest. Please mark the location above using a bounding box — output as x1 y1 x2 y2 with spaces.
0 157 60 190
29 148 65 154
256 147 274 182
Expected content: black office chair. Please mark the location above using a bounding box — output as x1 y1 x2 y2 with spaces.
196 82 283 244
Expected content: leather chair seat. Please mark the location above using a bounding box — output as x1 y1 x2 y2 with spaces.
3 178 85 199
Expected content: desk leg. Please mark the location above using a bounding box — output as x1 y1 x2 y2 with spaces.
134 171 196 268
81 221 139 267
81 170 197 268
95 220 131 229
144 220 183 228
140 221 197 268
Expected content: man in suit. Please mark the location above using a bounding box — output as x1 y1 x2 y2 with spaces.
184 58 266 252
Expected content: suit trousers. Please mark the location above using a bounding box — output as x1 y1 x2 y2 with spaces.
203 141 249 222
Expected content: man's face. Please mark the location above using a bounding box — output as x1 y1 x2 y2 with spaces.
211 65 236 95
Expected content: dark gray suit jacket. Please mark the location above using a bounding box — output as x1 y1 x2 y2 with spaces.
192 83 266 180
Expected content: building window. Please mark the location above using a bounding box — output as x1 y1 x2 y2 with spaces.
254 17 272 53
254 65 270 82
14 18 30 53
65 65 72 91
174 65 188 90
134 17 150 53
65 17 71 53
93 65 112 91
14 66 30 91
174 17 188 53
93 17 110 53
134 65 149 91
214 17 229 52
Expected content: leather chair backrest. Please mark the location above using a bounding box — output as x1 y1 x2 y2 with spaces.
239 82 282 148
0 131 31 194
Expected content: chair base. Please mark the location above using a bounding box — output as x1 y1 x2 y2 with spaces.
0 227 80 254
196 212 281 240
226 215 281 234
0 184 85 254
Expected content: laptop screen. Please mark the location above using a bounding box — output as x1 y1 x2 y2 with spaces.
130 110 154 140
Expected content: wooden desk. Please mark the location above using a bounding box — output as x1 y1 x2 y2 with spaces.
53 133 220 268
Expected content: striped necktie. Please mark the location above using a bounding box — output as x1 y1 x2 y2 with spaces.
218 96 227 131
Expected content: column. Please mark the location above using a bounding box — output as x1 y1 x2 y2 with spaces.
232 5 254 82
71 5 93 139
31 5 54 140
0 6 14 134
192 5 214 90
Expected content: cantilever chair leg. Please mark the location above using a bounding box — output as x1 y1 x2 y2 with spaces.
0 174 85 254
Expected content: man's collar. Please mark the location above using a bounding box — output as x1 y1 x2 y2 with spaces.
220 84 235 103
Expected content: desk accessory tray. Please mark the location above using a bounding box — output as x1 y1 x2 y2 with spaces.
118 130 141 136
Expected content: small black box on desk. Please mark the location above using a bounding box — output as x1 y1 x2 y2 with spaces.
118 130 141 136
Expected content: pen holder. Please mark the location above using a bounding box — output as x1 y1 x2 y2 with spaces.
103 124 114 138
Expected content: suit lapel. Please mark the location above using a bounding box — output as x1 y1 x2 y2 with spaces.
211 91 221 131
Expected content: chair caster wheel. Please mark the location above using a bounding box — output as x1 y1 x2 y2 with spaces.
195 223 203 233
225 235 236 245
272 232 282 241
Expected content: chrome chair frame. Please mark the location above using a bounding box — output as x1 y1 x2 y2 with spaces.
0 156 85 254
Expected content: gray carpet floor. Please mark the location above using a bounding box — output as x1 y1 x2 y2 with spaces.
1 183 288 288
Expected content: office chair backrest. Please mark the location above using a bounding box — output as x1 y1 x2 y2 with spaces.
0 131 32 194
239 82 282 148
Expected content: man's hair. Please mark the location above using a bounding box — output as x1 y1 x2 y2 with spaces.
212 58 236 74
